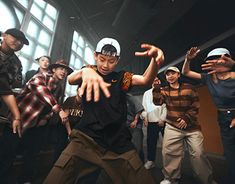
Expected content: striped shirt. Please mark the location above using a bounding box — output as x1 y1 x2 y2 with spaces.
152 83 200 131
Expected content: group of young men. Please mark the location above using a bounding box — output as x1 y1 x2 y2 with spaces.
1 27 235 184
0 28 73 183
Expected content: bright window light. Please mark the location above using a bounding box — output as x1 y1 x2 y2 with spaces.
31 62 40 70
85 47 95 64
27 20 39 38
30 3 43 21
45 4 57 19
34 45 47 59
14 7 24 24
78 36 84 47
20 39 34 56
76 47 83 57
73 31 79 41
74 57 83 69
17 0 29 9
72 42 77 52
65 30 95 98
34 0 46 9
0 2 16 31
19 56 30 75
38 30 51 47
42 15 54 31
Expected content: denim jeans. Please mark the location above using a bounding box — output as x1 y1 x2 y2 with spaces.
217 110 235 183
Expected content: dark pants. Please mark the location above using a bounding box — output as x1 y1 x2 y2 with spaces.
0 123 48 183
129 127 144 162
44 130 155 184
17 125 48 183
0 125 20 184
218 110 235 183
48 122 69 163
147 122 164 161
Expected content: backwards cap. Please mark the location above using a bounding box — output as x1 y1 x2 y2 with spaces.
205 48 230 61
95 37 121 57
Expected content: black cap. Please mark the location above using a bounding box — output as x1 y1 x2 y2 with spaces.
5 28 29 45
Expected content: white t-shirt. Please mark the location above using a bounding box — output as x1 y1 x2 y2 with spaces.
141 88 167 122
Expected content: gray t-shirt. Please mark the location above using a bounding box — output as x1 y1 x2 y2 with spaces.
201 73 235 109
126 94 144 129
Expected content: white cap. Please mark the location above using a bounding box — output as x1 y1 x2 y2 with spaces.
95 37 121 57
205 48 231 61
164 66 180 74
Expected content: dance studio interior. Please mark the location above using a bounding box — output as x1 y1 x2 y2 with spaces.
0 0 235 183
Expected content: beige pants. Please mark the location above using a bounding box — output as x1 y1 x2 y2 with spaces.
44 130 155 184
162 123 213 184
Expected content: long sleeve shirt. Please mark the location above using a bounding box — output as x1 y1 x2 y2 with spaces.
152 83 200 131
141 88 167 122
16 72 61 133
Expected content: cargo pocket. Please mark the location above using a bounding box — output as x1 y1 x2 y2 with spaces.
127 152 142 171
54 153 72 169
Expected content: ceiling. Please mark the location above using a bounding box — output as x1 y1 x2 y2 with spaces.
55 0 235 86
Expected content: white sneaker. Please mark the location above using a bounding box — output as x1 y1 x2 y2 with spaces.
160 179 172 184
144 160 155 169
160 179 179 184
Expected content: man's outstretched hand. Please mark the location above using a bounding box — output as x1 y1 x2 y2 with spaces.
79 68 111 102
135 44 164 66
201 55 235 74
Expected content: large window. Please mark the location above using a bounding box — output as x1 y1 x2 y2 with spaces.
65 31 95 98
0 1 16 31
13 0 59 75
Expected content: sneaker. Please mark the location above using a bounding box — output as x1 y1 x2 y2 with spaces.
160 179 172 184
144 160 155 169
160 179 179 184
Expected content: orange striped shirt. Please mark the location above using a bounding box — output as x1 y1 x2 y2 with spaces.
153 83 200 131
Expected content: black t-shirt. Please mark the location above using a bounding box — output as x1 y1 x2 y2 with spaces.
0 52 22 118
24 69 38 84
0 52 22 95
77 69 134 153
62 95 83 128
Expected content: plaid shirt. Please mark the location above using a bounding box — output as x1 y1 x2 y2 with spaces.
16 72 61 133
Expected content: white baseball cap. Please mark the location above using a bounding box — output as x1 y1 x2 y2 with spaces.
205 48 231 61
164 66 180 74
95 37 121 57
